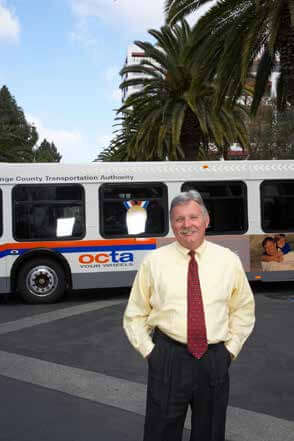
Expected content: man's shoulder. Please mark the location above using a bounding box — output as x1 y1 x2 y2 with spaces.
205 240 239 260
145 241 177 261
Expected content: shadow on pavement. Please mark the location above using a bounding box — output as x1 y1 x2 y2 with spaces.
251 280 294 301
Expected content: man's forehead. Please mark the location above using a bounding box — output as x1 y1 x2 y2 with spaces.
171 200 203 215
172 200 201 211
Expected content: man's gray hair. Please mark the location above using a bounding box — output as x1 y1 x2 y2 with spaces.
170 190 209 219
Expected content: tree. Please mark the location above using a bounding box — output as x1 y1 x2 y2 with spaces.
104 20 248 161
165 0 294 114
165 0 212 25
247 100 294 159
96 110 151 161
34 139 62 162
0 85 38 162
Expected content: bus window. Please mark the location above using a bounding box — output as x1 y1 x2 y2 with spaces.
182 181 248 234
0 190 2 237
261 180 294 232
13 185 85 241
99 183 168 237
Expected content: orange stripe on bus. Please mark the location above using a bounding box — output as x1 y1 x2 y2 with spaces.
0 238 157 252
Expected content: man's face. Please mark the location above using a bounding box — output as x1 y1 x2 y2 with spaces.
264 240 277 256
171 200 209 250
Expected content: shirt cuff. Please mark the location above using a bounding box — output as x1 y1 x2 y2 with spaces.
142 341 155 359
224 340 240 360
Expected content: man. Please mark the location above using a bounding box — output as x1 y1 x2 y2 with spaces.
261 236 284 263
123 190 255 441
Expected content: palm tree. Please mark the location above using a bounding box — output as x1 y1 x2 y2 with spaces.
165 0 294 114
96 109 159 161
248 99 294 159
113 20 248 161
164 0 212 26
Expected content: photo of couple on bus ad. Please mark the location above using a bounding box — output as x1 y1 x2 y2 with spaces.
250 234 294 272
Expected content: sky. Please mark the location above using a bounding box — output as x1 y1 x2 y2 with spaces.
0 0 215 163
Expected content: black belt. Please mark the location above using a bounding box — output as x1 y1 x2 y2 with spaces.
154 327 223 350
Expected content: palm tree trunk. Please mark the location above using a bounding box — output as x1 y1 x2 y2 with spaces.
180 107 203 160
222 143 230 160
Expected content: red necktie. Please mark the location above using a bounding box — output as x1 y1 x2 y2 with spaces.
187 250 208 359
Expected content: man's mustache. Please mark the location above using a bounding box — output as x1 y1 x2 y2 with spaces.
179 229 198 235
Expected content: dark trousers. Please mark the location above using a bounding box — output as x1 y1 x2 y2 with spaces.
143 329 231 441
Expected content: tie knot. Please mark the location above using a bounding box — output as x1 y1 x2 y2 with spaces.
188 250 195 258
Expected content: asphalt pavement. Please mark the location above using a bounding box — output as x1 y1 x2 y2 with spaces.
0 283 293 441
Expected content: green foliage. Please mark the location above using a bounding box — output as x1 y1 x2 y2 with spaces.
34 139 62 162
247 100 294 159
99 20 249 161
164 0 211 25
166 0 294 114
0 85 38 162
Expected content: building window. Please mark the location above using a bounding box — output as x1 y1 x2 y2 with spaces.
261 180 294 232
182 181 248 234
100 183 168 237
13 185 85 241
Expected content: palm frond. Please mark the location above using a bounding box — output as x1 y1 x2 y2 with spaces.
165 0 211 26
251 47 275 116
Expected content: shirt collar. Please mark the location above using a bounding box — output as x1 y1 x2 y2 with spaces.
175 239 207 259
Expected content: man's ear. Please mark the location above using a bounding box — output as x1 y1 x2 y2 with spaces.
205 215 210 229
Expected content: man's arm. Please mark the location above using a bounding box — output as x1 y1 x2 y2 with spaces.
123 258 155 359
225 257 255 359
261 253 283 262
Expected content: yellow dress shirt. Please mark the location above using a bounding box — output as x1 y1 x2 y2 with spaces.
123 240 255 359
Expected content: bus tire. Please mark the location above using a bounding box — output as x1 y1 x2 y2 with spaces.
17 258 66 304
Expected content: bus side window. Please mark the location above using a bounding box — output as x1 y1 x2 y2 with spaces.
181 181 248 235
31 206 50 238
0 190 2 237
99 183 169 238
13 184 85 241
261 180 294 232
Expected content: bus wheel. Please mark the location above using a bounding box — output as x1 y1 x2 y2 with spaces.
17 258 66 304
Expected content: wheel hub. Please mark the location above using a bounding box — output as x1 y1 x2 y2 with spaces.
26 266 58 297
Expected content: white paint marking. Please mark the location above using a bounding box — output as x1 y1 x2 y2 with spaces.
0 351 293 441
0 299 125 335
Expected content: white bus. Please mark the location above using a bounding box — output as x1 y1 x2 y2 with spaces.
1 160 294 303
